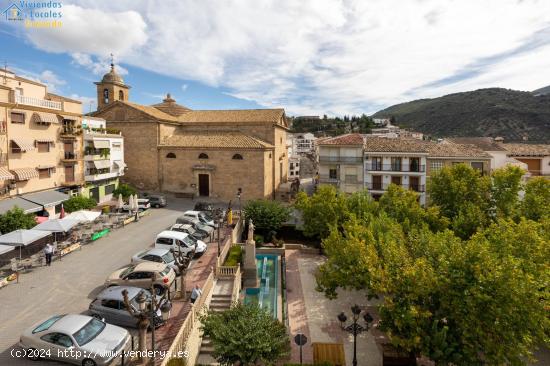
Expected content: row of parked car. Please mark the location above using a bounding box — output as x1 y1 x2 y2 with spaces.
17 206 220 366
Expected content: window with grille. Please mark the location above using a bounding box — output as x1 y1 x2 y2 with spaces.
38 168 51 179
431 160 444 171
10 112 25 124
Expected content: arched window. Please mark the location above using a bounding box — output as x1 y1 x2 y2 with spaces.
166 152 176 159
118 90 124 101
232 154 243 160
198 153 209 159
103 89 109 104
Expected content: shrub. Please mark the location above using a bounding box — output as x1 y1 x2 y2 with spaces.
0 207 36 233
112 183 137 199
223 245 242 266
243 200 291 234
63 195 97 213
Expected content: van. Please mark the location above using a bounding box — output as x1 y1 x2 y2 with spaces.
154 230 207 257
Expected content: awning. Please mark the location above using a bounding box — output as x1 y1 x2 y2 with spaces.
21 190 70 208
92 139 110 149
113 161 126 170
0 167 15 181
91 160 111 169
32 112 59 124
60 115 78 121
0 197 42 214
35 138 55 143
0 229 51 247
37 164 56 169
11 168 39 181
0 244 15 256
11 138 36 152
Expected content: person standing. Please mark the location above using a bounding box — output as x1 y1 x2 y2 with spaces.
44 243 54 266
190 284 202 304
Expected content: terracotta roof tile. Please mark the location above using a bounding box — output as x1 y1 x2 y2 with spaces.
318 133 364 145
161 132 274 149
177 109 285 123
151 94 191 116
364 137 430 152
427 142 491 158
123 101 178 121
502 143 550 157
446 137 507 151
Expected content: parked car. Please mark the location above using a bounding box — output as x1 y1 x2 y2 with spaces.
122 198 151 211
176 216 215 237
89 286 170 328
193 202 226 219
19 313 130 366
104 262 176 295
148 195 167 208
154 230 207 257
131 248 183 274
181 210 216 228
170 223 209 241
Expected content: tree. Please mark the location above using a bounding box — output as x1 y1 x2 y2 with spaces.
491 165 524 218
200 303 290 366
521 177 550 221
317 217 550 365
295 185 349 239
0 207 37 234
63 195 97 213
112 183 137 199
428 164 491 239
242 200 291 238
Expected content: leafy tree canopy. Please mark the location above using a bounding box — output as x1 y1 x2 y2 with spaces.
63 195 97 213
243 199 291 234
200 303 290 366
112 183 137 199
0 206 36 234
521 177 550 221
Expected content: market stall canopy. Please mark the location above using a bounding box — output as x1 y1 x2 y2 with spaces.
21 190 70 208
66 210 101 223
0 197 42 215
0 244 15 255
33 218 80 233
0 229 51 247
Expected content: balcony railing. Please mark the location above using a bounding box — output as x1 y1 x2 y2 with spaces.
319 174 339 183
365 182 425 192
319 156 363 164
365 163 425 172
60 151 79 161
16 95 62 110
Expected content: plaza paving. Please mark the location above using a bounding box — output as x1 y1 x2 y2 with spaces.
0 198 199 366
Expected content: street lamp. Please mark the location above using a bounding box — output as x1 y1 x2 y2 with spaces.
337 305 374 366
236 188 242 213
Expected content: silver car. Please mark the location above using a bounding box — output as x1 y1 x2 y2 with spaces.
19 314 130 366
131 248 182 275
89 286 170 328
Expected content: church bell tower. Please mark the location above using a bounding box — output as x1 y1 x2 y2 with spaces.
94 56 130 110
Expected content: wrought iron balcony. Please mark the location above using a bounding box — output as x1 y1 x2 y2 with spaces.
319 156 363 164
365 163 425 172
365 182 425 192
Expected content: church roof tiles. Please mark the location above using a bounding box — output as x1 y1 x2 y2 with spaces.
161 132 274 149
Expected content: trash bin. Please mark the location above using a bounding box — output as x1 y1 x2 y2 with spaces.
102 205 110 214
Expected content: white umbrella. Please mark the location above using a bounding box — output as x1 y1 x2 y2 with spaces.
33 218 80 233
117 194 124 211
128 194 135 212
133 194 139 212
66 210 101 223
0 229 51 259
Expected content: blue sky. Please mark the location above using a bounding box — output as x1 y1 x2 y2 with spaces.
1 0 550 116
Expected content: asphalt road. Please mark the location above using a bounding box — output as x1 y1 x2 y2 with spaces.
0 198 198 366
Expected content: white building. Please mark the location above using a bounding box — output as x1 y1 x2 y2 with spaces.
288 133 316 155
317 134 364 193
82 117 126 203
364 137 428 205
288 156 300 179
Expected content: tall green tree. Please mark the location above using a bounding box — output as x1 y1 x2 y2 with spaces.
200 303 290 366
243 200 291 235
295 185 349 239
112 183 137 199
491 165 525 218
521 177 550 221
0 207 37 234
63 195 97 213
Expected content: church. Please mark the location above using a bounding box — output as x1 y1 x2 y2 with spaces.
91 64 289 201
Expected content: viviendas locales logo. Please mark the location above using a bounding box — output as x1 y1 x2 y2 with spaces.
2 1 63 28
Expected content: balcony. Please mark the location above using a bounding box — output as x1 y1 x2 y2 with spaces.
365 182 425 192
83 127 121 135
16 94 62 110
319 156 363 164
60 151 80 163
85 170 119 182
365 163 425 173
319 174 339 185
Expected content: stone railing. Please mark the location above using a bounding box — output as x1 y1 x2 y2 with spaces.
16 94 62 110
231 265 242 305
216 263 239 277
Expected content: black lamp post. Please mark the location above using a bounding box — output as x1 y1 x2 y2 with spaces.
236 188 242 213
337 304 374 366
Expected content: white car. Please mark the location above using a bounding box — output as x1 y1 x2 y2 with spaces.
122 198 151 211
154 230 207 257
181 210 216 228
19 314 131 366
131 248 184 274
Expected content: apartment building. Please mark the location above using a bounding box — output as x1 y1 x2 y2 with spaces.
317 133 364 193
0 69 83 216
288 133 316 155
426 142 492 176
502 142 550 177
81 117 125 203
364 137 428 204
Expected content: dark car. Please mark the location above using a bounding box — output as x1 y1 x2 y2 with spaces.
148 195 167 208
194 202 214 213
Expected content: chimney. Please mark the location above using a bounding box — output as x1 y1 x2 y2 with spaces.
494 137 504 144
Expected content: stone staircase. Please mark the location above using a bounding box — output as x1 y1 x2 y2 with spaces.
196 282 234 365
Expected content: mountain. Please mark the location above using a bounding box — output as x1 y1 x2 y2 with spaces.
372 88 550 142
532 85 550 96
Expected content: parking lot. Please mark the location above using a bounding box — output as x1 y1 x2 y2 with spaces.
0 198 209 365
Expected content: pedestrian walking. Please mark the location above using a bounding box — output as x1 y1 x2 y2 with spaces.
190 284 202 304
44 243 54 266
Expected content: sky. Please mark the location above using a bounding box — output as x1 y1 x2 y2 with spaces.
1 0 550 116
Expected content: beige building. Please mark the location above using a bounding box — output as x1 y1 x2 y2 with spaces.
317 133 364 193
0 69 83 216
92 64 288 201
426 142 492 176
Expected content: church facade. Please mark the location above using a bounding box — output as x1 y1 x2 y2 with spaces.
92 64 289 201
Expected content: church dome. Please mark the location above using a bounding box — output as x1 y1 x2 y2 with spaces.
101 64 125 85
151 93 191 116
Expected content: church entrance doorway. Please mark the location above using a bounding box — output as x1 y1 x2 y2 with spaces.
198 174 209 196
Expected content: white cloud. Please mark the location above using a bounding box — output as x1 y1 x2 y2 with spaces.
181 84 188 92
11 68 66 93
69 94 96 112
18 0 550 115
70 53 128 76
